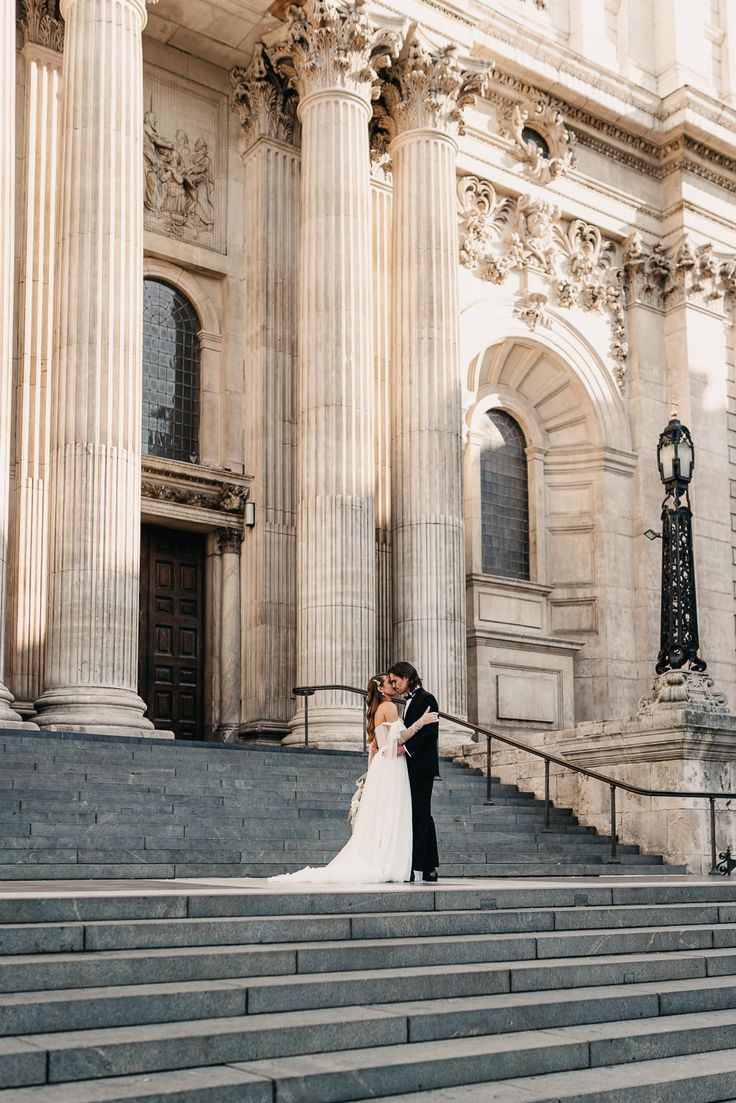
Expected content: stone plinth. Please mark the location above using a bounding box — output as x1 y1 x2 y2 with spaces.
458 682 736 874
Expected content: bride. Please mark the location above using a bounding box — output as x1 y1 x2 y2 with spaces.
269 674 438 884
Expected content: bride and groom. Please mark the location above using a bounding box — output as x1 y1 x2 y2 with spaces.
271 662 440 885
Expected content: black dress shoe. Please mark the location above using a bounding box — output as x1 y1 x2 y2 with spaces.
409 871 416 882
422 869 438 883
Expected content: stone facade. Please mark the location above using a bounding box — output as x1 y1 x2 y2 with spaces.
5 0 736 780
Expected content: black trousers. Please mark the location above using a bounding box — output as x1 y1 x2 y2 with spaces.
409 774 439 873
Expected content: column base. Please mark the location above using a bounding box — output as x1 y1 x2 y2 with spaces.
34 686 167 739
283 705 367 752
0 686 38 728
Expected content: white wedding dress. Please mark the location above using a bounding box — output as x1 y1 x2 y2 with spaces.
269 720 413 884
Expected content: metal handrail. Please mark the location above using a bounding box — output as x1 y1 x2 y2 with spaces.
293 682 736 873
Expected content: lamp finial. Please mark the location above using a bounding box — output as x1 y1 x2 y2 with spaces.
670 395 679 420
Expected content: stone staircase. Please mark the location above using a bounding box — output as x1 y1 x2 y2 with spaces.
0 728 680 879
4 880 736 1099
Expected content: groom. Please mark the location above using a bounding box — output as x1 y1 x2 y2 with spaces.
388 661 439 883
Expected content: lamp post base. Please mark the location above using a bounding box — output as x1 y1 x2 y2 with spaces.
639 669 729 716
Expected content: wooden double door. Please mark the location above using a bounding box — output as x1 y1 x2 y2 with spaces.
139 525 205 740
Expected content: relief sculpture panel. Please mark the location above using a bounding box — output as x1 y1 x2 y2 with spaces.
143 65 227 254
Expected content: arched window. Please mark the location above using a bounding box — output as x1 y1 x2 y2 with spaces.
142 279 200 463
480 410 529 580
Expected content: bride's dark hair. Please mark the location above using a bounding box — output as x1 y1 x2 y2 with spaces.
365 674 385 743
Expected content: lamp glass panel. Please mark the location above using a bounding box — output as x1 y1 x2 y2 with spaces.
659 441 676 482
677 439 693 479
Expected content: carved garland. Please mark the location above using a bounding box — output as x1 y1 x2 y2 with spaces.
458 176 628 387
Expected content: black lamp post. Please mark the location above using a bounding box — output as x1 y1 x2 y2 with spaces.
654 408 706 674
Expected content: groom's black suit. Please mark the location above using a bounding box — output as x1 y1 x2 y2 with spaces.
402 686 440 874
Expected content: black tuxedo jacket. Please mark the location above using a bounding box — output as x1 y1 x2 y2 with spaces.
402 687 440 779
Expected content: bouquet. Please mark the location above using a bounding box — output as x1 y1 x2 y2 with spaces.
348 773 367 828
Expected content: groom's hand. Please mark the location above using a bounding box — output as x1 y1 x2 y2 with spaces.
397 744 407 756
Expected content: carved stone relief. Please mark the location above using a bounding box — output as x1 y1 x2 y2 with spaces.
458 176 627 387
143 65 227 254
499 95 577 185
16 0 64 51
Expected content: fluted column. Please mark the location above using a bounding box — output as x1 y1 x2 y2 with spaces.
10 25 64 716
0 0 27 726
273 0 390 747
216 529 243 739
380 30 489 739
35 0 156 735
231 52 299 738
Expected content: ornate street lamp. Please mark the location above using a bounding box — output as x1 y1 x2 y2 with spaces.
654 405 706 674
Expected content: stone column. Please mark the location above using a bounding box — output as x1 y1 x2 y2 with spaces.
0 0 27 727
35 0 155 735
231 51 299 738
379 29 488 742
216 528 243 740
10 13 65 716
273 0 388 747
372 178 393 673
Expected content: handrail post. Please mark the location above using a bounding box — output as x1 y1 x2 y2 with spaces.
607 784 619 863
709 797 718 875
543 760 551 832
484 734 493 806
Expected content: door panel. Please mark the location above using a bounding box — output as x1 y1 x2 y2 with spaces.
139 526 205 740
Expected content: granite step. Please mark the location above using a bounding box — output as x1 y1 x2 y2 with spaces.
3 922 736 994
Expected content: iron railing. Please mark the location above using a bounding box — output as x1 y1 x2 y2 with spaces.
293 683 736 873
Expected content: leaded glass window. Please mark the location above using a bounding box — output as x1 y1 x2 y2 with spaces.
142 279 200 463
480 410 530 580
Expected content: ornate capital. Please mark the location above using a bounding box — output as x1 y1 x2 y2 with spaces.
377 22 491 139
270 0 398 109
231 45 299 151
623 232 724 310
216 527 244 554
17 0 64 51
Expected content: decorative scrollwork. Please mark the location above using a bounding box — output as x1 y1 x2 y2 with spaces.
716 846 736 876
17 0 64 51
457 176 627 387
500 96 577 184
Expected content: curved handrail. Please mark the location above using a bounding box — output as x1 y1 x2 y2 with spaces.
293 682 736 871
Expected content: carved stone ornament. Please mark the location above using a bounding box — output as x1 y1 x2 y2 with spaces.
624 231 727 310
231 45 299 151
638 670 729 716
513 293 551 331
17 0 64 51
141 457 250 526
143 111 215 240
216 527 245 554
458 178 629 388
270 0 400 106
499 95 577 185
376 21 492 139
